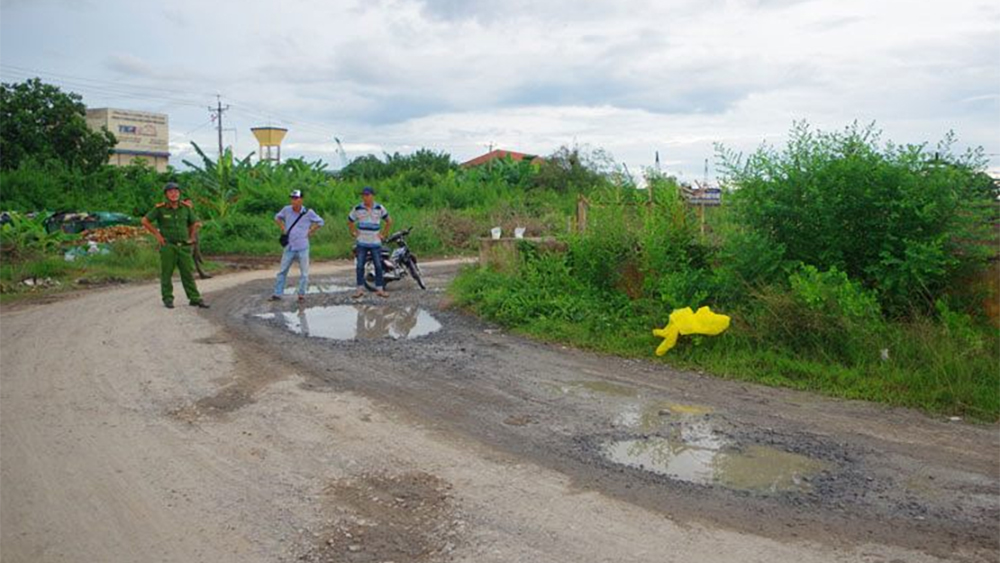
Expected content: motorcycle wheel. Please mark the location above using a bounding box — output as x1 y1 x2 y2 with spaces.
407 258 426 290
365 260 397 292
363 261 377 292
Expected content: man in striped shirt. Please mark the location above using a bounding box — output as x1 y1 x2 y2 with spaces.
348 186 392 298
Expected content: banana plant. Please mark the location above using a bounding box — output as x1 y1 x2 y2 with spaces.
0 212 68 260
181 142 255 220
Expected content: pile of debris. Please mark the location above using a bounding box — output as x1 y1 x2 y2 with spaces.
81 225 146 243
44 211 135 234
20 277 61 289
64 241 111 261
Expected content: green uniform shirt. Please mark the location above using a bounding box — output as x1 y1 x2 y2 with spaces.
145 203 198 244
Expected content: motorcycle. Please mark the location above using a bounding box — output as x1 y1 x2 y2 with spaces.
360 227 426 292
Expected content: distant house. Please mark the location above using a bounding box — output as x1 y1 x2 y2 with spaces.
461 149 544 168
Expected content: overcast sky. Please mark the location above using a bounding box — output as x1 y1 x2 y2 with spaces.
1 0 998 180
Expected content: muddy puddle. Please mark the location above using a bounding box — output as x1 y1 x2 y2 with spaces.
255 305 441 340
601 412 829 492
281 283 354 295
547 380 639 397
554 386 826 492
614 401 714 431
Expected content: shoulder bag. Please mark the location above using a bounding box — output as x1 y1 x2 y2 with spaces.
279 208 307 247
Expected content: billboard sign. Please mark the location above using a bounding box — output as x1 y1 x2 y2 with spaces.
88 108 169 155
688 187 722 206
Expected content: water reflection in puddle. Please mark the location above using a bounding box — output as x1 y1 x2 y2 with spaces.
602 424 828 492
255 305 441 340
548 380 638 397
282 283 354 295
614 402 715 431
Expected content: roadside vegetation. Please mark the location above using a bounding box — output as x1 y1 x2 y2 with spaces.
2 78 996 421
0 137 601 296
0 79 601 298
452 123 1000 421
0 216 170 298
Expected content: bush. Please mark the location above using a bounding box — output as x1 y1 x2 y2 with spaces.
788 265 882 320
567 227 636 295
752 265 882 361
433 210 482 250
200 214 274 254
711 227 788 305
718 122 996 314
0 158 164 215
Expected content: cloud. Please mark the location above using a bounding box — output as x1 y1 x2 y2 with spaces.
0 0 90 9
105 53 157 78
416 0 650 23
103 53 210 87
804 14 862 31
161 7 189 28
3 0 996 176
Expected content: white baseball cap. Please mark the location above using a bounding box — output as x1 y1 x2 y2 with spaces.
289 190 303 198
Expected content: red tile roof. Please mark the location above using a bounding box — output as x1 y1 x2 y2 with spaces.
461 149 543 168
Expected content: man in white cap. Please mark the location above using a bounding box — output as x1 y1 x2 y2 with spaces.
270 188 325 302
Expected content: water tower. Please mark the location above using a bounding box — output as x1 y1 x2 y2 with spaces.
251 126 288 163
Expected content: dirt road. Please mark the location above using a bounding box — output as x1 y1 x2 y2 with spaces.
2 260 997 562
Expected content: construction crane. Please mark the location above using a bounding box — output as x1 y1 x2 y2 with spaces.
334 137 349 169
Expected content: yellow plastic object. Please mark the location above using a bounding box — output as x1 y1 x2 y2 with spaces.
652 306 731 356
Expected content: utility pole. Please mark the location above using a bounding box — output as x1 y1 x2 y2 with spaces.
208 95 230 160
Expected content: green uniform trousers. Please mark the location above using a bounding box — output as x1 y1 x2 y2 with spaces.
160 243 202 305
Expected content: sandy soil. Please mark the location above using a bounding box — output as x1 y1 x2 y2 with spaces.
1 259 996 563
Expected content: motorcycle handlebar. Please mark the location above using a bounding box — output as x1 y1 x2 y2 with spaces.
385 227 413 243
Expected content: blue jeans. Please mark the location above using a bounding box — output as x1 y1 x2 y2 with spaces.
356 245 384 289
273 247 310 296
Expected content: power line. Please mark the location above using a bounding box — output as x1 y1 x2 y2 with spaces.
0 64 348 138
1 64 361 159
180 119 214 137
0 67 208 110
224 95 349 135
0 63 213 100
228 104 336 138
0 68 195 102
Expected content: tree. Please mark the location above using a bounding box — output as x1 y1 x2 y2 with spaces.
0 78 116 173
339 148 456 180
533 145 615 193
384 148 455 176
339 154 389 180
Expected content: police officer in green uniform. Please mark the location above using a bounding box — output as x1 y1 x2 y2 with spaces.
141 182 209 309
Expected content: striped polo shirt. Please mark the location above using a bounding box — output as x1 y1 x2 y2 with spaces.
348 202 390 248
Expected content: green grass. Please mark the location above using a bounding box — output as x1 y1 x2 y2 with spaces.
450 264 1000 422
667 326 1000 421
0 206 495 303
0 240 222 302
194 206 524 259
